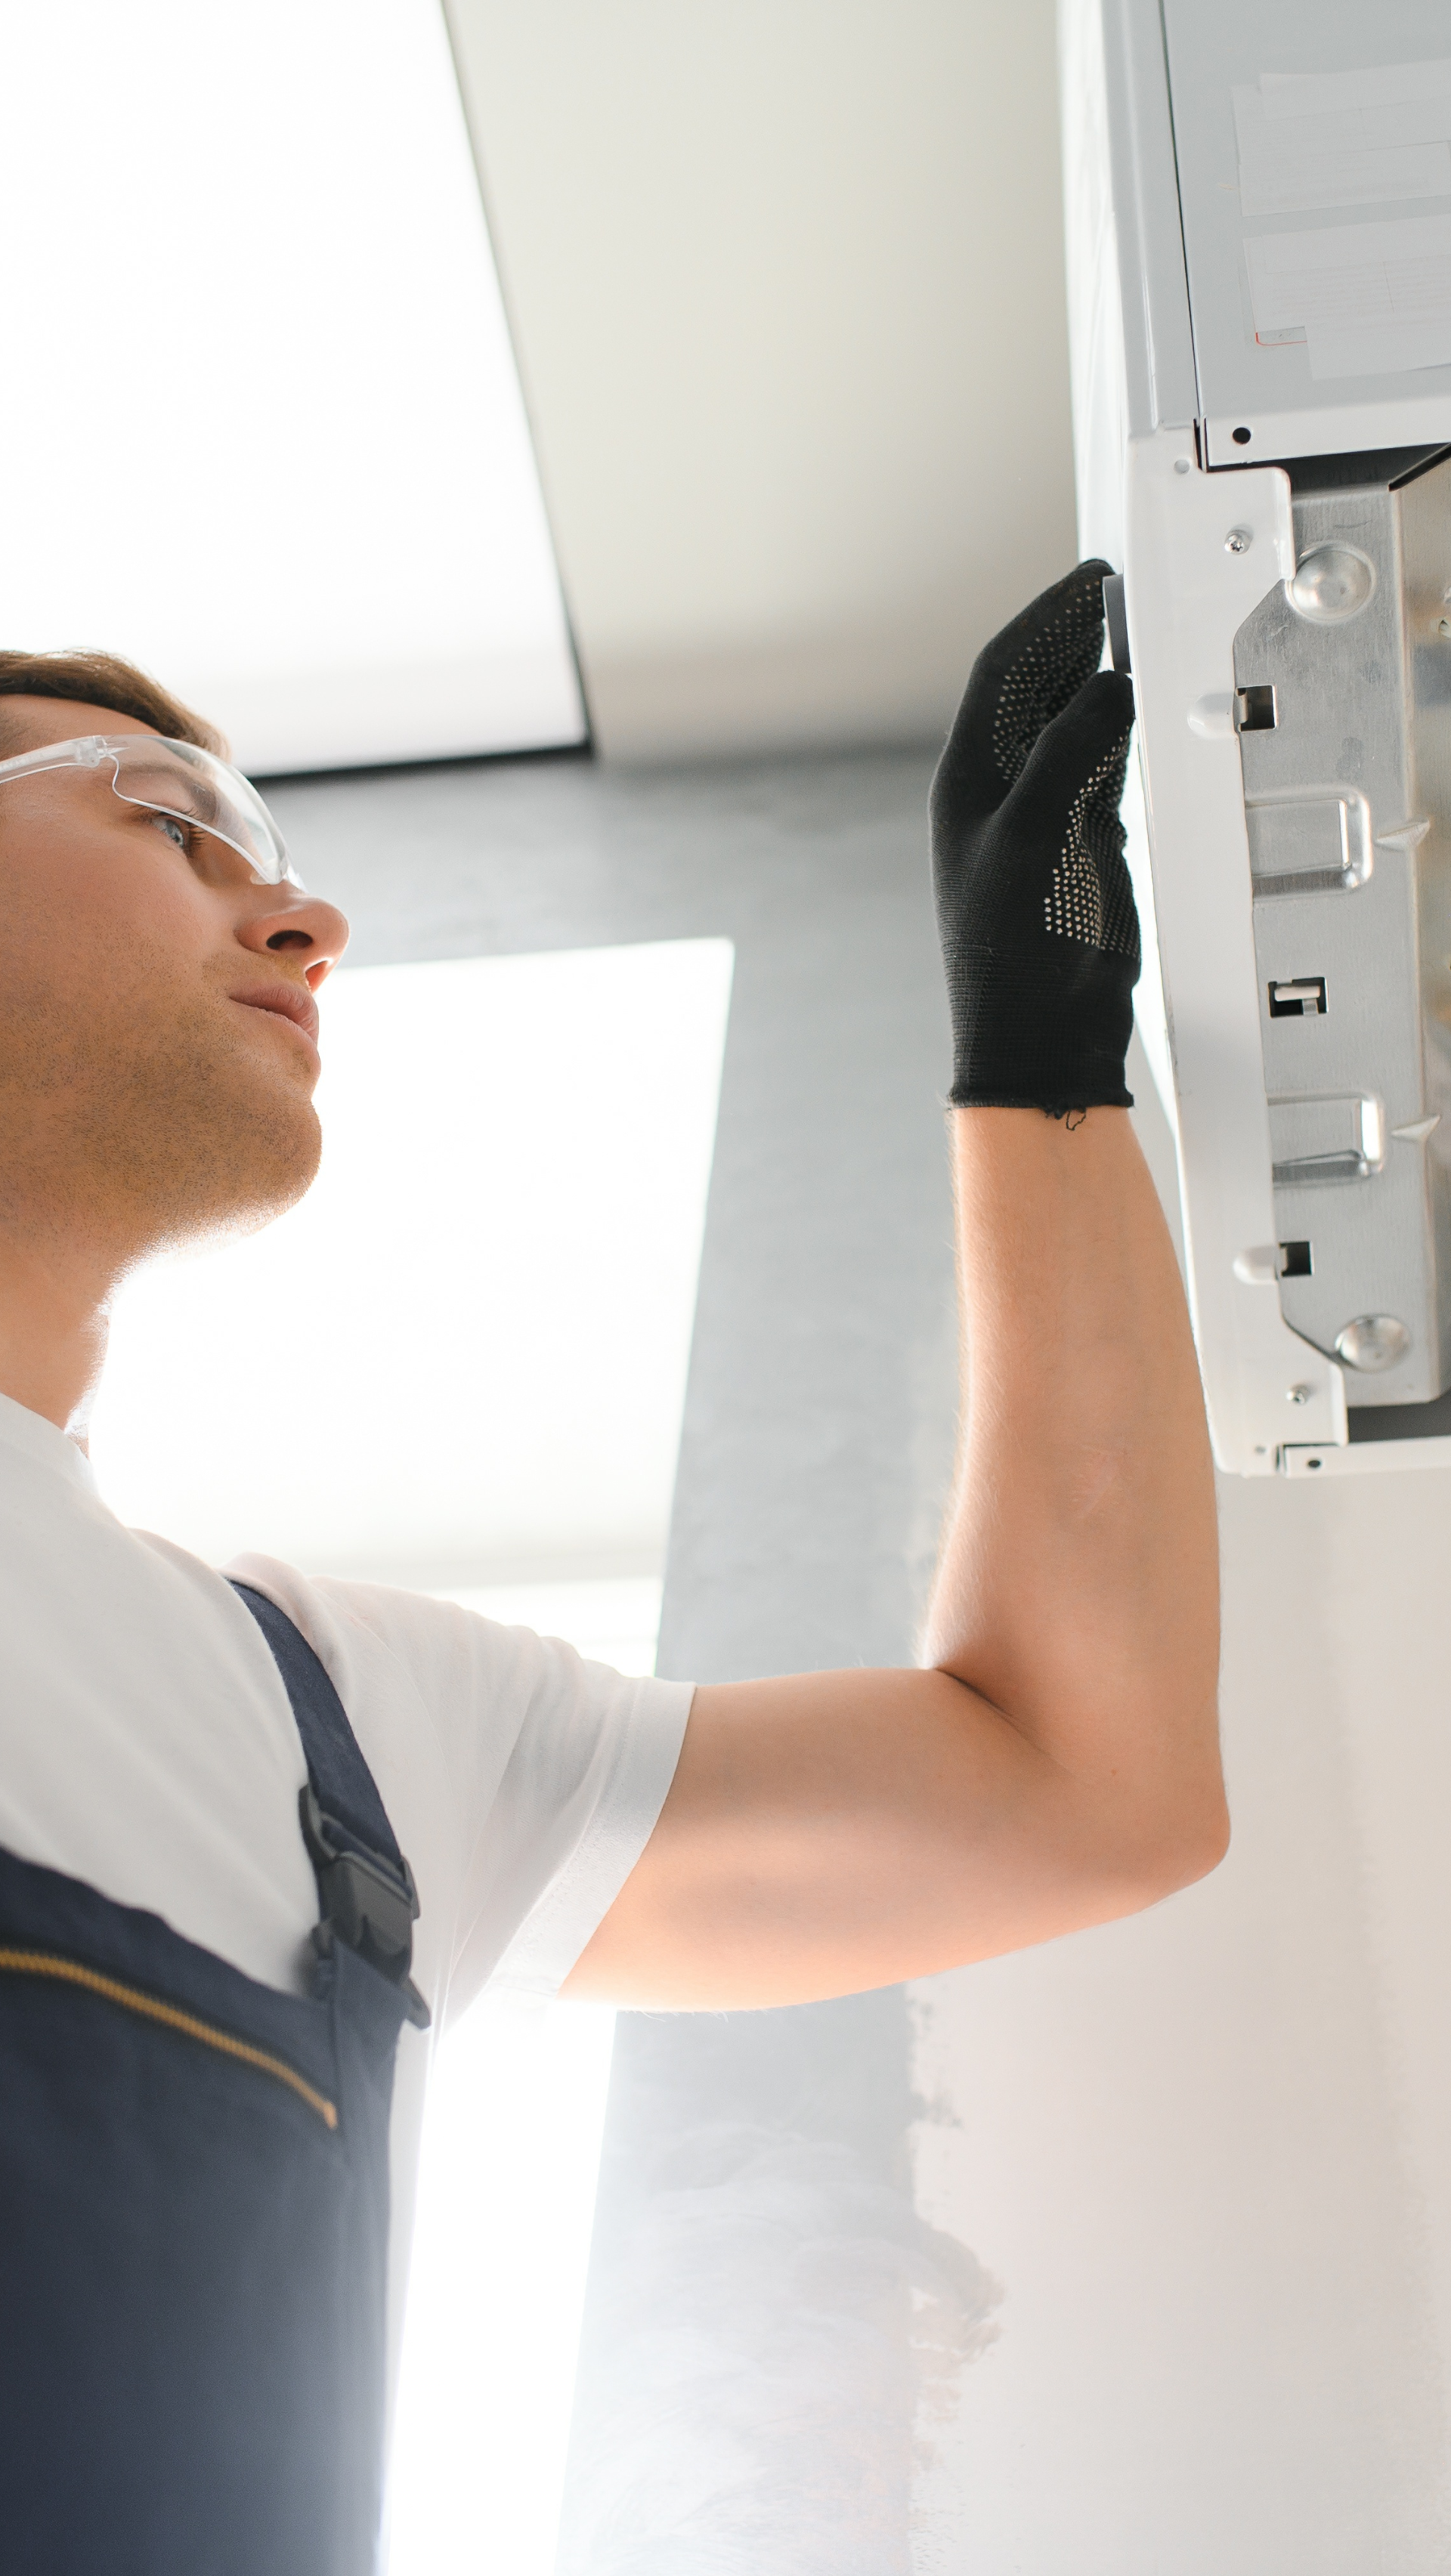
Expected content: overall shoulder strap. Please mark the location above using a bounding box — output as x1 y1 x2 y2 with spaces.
230 1581 428 2027
230 1580 401 1862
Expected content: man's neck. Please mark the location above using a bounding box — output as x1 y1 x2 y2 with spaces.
0 1229 113 1441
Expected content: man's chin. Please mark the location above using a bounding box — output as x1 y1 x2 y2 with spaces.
174 1097 324 1246
135 1087 324 1260
0 966 330 1264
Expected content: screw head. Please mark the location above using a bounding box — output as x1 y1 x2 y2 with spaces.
1289 543 1375 623
1225 526 1254 555
1438 617 1451 639
1335 1314 1410 1372
1287 1383 1314 1405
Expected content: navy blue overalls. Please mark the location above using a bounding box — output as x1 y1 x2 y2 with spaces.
0 1582 428 2574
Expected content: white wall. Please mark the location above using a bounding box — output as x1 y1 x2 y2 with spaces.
910 1044 1451 2567
896 7 1451 2552
444 0 1077 759
897 906 1451 2562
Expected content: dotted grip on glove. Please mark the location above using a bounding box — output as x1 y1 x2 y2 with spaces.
930 560 1140 1116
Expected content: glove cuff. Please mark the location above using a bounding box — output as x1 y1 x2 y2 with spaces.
945 1082 1135 1116
942 946 1137 1117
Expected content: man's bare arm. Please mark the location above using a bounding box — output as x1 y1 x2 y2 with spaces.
565 564 1225 2009
565 1103 1223 2008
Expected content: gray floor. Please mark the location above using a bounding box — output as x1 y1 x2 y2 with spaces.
267 743 967 2572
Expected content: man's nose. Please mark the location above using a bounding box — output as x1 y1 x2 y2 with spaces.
240 887 351 986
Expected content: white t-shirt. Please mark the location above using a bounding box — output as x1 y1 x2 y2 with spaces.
0 1387 692 2405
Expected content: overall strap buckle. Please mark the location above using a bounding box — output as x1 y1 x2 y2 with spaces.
299 1788 431 2029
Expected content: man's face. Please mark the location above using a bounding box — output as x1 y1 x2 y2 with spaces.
0 698 350 1266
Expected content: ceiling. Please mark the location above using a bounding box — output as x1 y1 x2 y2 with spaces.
444 0 1077 762
1 0 583 775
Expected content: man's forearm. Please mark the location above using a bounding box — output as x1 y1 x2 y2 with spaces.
923 1105 1224 1878
567 1106 1225 2012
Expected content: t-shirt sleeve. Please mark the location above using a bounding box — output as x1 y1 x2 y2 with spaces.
472 1643 691 2005
222 1556 693 2023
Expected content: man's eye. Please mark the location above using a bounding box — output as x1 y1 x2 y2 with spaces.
150 810 193 853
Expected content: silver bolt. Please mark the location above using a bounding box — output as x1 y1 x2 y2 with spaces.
1438 618 1451 639
1174 456 1192 476
1225 526 1254 555
1335 1313 1409 1372
1287 1383 1314 1405
1289 543 1375 624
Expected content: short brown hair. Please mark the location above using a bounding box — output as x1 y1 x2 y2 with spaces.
0 650 227 760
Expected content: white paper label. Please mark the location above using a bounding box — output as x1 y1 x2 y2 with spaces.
1244 212 1451 379
1233 62 1451 219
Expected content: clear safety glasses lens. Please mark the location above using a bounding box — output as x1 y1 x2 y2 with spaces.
106 737 298 886
0 734 299 887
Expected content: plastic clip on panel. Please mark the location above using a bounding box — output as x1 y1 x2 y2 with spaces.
299 1786 431 2029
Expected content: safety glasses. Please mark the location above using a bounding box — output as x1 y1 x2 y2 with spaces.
0 733 300 887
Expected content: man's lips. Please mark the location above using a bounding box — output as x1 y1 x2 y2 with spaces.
231 982 320 1047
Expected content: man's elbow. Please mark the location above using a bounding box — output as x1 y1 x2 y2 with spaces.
1126 1784 1231 1909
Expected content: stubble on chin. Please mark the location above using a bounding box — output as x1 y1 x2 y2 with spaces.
0 967 323 1262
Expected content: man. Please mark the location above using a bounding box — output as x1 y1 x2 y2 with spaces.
0 562 1224 2569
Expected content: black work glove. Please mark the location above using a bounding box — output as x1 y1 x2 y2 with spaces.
930 559 1139 1116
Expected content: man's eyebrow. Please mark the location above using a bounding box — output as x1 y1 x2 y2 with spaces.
120 754 221 819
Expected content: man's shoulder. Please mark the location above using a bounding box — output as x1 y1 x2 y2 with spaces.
216 1552 616 1758
221 1553 519 1702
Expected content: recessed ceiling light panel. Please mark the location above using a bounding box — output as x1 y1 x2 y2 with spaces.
0 0 585 772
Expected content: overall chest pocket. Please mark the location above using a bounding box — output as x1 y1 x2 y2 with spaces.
0 1943 339 2123
0 1932 372 2576
0 1588 413 2575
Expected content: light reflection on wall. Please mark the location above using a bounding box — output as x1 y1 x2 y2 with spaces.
89 943 731 2572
